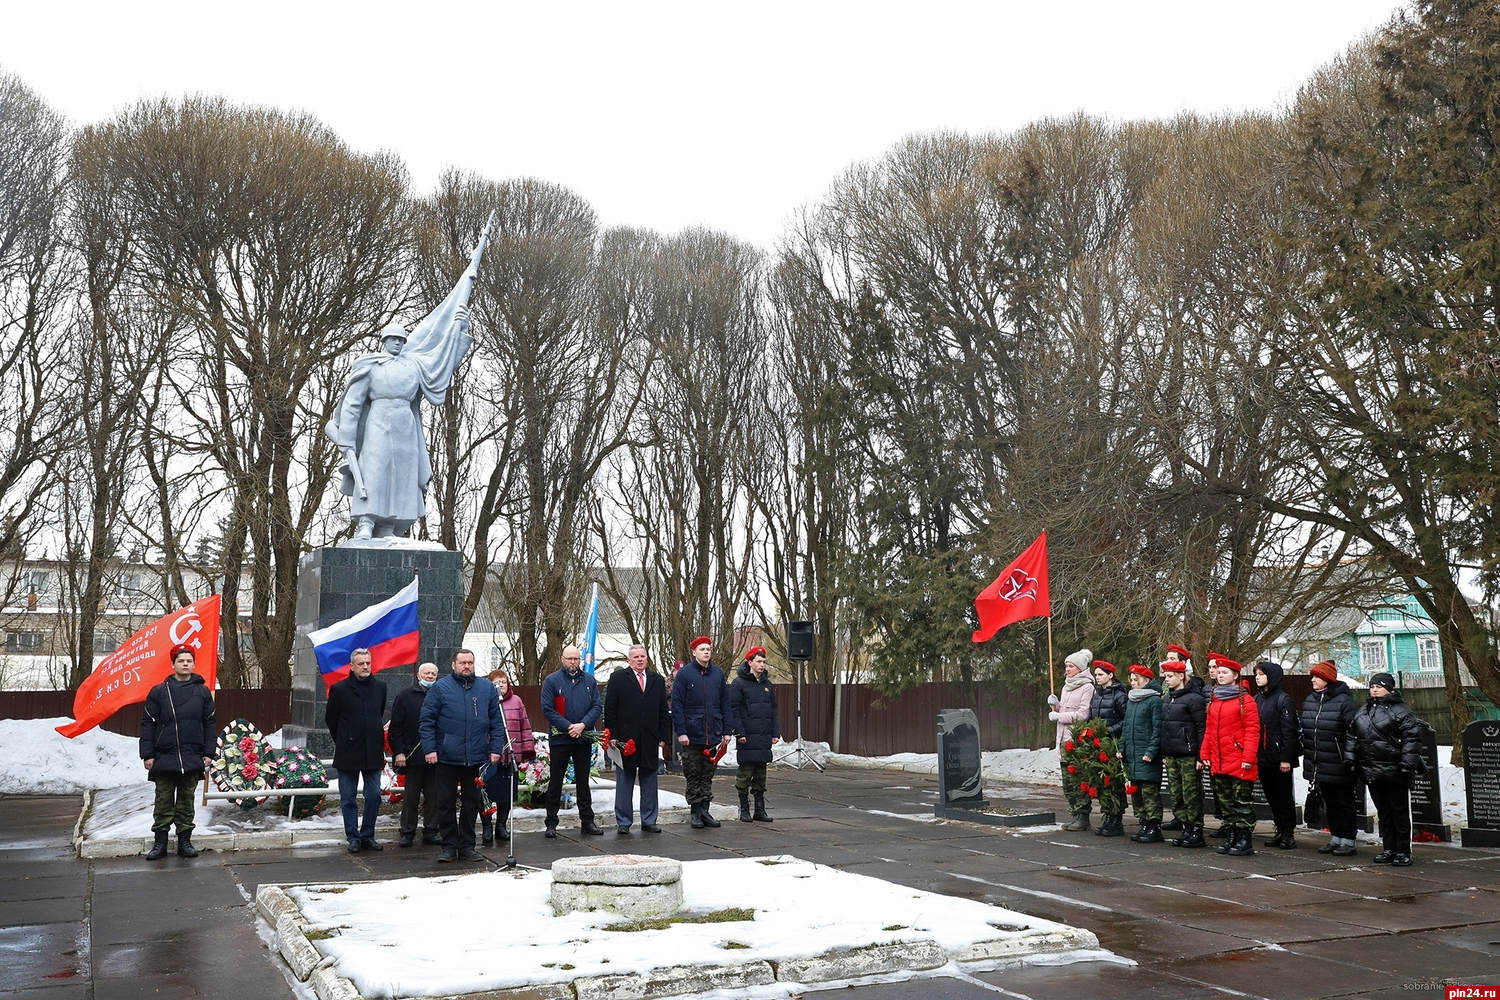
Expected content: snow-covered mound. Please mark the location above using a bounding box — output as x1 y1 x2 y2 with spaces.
0 717 143 795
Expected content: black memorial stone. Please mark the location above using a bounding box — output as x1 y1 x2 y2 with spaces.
1409 721 1448 841
936 709 987 810
1460 718 1500 849
284 544 465 757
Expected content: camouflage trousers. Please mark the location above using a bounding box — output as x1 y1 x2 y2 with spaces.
1164 755 1204 825
151 771 200 835
1212 774 1256 829
1062 760 1091 815
1130 781 1162 822
735 762 768 794
1097 778 1125 817
680 745 719 805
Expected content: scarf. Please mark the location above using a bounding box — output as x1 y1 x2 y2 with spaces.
1212 684 1241 700
1063 673 1092 693
1128 687 1160 702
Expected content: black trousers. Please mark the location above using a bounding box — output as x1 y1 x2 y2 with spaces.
398 762 439 839
1367 778 1412 854
434 763 482 851
1259 767 1297 832
1315 780 1358 841
545 743 594 825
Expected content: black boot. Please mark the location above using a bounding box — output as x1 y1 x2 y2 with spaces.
1277 828 1297 850
1174 824 1206 849
1227 828 1255 856
176 833 198 858
1136 820 1164 844
145 831 169 860
482 817 493 847
1098 814 1124 838
1215 827 1236 854
753 793 773 823
690 802 706 829
700 800 721 828
1210 825 1230 838
1160 817 1184 832
738 793 753 823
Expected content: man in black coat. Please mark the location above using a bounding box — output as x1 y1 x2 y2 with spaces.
730 646 781 823
388 661 439 848
603 644 671 834
140 643 217 860
1254 661 1302 849
324 648 389 853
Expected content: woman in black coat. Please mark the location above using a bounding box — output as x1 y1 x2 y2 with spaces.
1254 661 1301 849
1350 672 1427 866
1300 660 1358 856
1088 661 1128 737
729 648 781 822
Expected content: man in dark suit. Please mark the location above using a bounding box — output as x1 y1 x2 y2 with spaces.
603 644 671 834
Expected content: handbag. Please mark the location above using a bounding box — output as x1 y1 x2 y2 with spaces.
1304 784 1325 828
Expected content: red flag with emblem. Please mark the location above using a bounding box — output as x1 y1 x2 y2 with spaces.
972 532 1050 642
56 595 221 738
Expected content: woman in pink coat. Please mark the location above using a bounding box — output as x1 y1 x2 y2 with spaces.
481 669 535 846
1050 648 1096 831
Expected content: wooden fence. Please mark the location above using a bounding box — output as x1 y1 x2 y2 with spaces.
3 673 1478 753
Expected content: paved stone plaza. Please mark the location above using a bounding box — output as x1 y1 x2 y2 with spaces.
1 766 1497 999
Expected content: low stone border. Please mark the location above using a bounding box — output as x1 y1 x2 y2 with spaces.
75 803 733 858
934 804 1056 827
252 876 1101 1000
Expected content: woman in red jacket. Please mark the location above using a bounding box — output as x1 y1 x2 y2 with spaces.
1200 653 1260 857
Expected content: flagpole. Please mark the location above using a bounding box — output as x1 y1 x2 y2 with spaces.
1046 615 1055 694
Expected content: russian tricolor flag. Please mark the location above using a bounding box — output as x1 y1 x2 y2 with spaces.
308 577 420 690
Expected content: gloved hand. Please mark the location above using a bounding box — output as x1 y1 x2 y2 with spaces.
1048 711 1060 721
1046 694 1060 706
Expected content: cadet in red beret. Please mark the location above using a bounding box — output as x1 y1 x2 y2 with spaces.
1121 665 1165 842
672 636 734 829
730 646 781 822
1087 660 1128 837
1201 653 1260 857
1159 657 1208 846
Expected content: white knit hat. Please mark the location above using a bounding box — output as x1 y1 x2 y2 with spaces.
1064 648 1093 671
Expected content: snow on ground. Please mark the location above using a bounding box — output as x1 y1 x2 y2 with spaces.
83 778 687 840
0 717 143 794
290 856 1095 998
830 745 1471 824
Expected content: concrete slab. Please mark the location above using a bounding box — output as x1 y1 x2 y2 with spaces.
1284 889 1500 932
0 921 89 989
1156 946 1404 999
977 961 1228 1000
0 894 82 928
1288 934 1500 984
0 872 87 903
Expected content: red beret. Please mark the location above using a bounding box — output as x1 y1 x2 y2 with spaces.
168 644 197 662
745 646 766 660
1166 644 1191 660
1310 660 1338 682
1129 663 1154 679
1207 652 1242 673
689 636 712 650
1159 659 1187 673
1092 660 1117 674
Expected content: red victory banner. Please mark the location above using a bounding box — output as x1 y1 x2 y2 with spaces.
972 532 1051 642
56 594 221 739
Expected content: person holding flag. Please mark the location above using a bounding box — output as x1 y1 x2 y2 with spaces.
139 644 217 861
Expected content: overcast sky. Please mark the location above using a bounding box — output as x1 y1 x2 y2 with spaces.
2 1 1399 249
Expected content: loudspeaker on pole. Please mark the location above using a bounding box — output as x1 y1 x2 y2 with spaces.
787 620 814 661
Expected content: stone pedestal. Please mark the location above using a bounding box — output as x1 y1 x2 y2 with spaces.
550 855 684 919
285 543 465 756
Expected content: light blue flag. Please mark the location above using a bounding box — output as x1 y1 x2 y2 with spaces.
582 582 600 674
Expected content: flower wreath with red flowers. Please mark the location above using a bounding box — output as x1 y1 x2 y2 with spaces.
1061 718 1131 799
209 718 276 810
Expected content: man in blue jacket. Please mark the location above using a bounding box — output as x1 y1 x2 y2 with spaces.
419 649 505 862
672 636 734 829
540 645 603 837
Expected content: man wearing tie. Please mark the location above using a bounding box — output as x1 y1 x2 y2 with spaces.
603 644 671 834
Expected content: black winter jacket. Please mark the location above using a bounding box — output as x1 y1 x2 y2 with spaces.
1300 680 1356 786
1350 692 1427 784
729 663 782 763
1255 663 1302 768
603 668 671 769
140 674 217 775
1089 681 1128 738
325 673 389 772
1161 675 1207 757
387 681 430 763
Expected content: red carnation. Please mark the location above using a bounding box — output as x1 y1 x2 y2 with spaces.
1064 740 1076 752
242 763 259 780
1093 739 1101 747
238 737 255 752
1066 765 1077 774
1098 752 1109 762
1088 787 1099 798
243 751 258 765
622 739 637 756
1125 783 1138 794
1103 775 1111 786
1082 728 1093 738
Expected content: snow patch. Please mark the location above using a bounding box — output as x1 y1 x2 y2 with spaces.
0 717 143 794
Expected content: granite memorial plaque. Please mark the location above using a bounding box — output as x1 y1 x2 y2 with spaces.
1408 720 1447 841
936 709 987 809
1460 718 1500 848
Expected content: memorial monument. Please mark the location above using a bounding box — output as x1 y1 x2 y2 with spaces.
284 213 495 754
1460 718 1500 848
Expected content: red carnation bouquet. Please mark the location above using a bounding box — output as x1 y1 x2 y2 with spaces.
1062 718 1129 804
